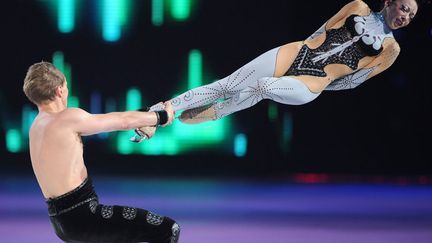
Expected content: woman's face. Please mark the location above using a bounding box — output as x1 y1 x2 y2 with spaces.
382 0 418 30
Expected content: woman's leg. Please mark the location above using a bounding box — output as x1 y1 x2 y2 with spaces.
179 76 321 124
149 47 280 112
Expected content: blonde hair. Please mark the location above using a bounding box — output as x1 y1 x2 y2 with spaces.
23 61 66 105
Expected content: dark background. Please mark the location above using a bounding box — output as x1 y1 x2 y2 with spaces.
1 0 431 179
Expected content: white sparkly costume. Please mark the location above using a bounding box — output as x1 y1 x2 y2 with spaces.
150 0 400 121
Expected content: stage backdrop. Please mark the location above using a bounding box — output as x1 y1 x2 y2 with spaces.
1 0 431 177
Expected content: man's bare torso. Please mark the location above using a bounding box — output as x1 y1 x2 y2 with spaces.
29 110 88 199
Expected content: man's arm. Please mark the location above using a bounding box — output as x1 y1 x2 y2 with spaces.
65 101 174 136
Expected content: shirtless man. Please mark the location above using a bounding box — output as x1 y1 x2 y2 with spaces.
23 61 180 243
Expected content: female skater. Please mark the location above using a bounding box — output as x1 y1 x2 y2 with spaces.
131 0 419 142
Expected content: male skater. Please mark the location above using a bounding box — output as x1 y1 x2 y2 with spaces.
23 61 180 243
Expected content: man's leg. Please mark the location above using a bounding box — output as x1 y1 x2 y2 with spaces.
90 203 180 243
50 200 180 243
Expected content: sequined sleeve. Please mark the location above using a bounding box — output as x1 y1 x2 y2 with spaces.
325 40 400 91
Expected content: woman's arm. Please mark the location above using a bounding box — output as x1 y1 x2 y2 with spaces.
325 39 400 91
307 0 368 40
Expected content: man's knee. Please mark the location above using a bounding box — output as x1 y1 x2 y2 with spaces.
163 217 180 243
150 216 180 243
170 221 181 243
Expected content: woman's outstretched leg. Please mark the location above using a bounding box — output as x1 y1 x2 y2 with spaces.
179 76 321 124
131 47 280 142
149 47 280 112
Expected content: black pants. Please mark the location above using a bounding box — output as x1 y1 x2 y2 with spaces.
46 178 180 243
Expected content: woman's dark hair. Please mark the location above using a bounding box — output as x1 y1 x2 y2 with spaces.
370 0 430 19
381 0 430 11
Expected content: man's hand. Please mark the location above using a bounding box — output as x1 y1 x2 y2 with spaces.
129 101 174 143
129 126 155 143
139 126 156 138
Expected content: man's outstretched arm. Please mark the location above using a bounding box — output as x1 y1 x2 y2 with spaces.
64 101 174 136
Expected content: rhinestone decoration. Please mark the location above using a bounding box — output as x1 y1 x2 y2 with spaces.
146 211 164 226
89 200 98 214
101 205 114 219
122 207 137 220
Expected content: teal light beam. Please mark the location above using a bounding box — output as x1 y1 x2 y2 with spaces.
58 0 75 33
117 87 141 154
118 130 133 154
102 0 130 42
188 49 202 89
52 52 79 107
126 87 142 110
268 103 278 122
234 133 247 157
6 129 21 153
52 51 65 74
152 0 164 26
169 0 191 21
102 0 121 41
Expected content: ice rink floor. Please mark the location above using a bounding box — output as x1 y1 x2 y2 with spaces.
1 176 432 243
